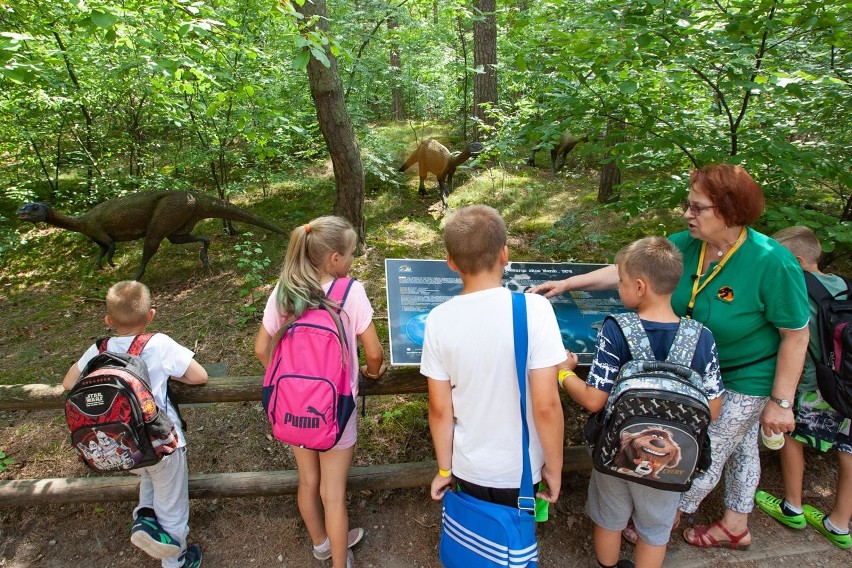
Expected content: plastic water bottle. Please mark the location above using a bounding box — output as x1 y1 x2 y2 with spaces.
761 427 785 450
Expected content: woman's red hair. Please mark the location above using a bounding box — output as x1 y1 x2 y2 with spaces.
690 164 764 226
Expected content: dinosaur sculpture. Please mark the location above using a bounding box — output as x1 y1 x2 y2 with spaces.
17 191 285 280
527 129 589 175
398 139 484 207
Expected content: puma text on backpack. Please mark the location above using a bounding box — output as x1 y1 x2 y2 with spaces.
65 333 180 472
587 313 713 492
804 272 852 419
262 277 357 451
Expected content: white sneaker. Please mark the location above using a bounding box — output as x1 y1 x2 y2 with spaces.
312 528 365 561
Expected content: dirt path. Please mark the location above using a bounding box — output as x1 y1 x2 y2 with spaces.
1 460 849 568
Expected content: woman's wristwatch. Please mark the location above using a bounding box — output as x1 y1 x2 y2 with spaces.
769 395 793 409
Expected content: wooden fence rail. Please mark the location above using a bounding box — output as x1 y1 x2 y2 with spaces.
0 449 593 507
0 367 430 411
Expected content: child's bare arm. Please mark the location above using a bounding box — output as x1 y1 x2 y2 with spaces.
708 396 723 421
62 363 81 391
254 325 273 368
427 378 455 500
172 359 209 385
561 372 609 413
358 321 386 379
529 365 564 503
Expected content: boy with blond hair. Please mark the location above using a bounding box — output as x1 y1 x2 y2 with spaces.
560 237 724 568
755 227 851 549
420 205 565 515
64 281 209 568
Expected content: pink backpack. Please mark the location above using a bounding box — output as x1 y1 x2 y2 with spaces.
261 278 357 450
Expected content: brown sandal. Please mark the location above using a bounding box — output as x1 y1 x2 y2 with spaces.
682 521 751 550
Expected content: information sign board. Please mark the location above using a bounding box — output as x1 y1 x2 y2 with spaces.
385 259 628 366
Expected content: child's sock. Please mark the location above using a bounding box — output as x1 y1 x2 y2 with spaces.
313 537 331 555
136 507 156 519
824 517 850 535
781 500 803 516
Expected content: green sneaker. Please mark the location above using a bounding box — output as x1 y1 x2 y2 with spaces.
802 504 852 549
754 490 806 529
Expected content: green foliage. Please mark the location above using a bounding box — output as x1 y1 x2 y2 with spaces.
234 234 272 325
359 127 406 192
0 449 13 473
533 211 609 261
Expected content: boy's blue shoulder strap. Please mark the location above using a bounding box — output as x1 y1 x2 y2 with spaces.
610 312 654 361
511 292 535 510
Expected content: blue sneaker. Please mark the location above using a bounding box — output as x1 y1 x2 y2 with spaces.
180 544 203 568
130 514 181 559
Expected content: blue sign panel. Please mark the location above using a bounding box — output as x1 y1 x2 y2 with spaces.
385 259 628 366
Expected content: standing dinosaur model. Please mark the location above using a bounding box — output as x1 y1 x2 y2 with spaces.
398 139 484 207
527 129 589 175
17 190 285 280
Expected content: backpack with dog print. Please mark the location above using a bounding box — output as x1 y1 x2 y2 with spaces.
586 313 712 492
261 277 357 451
65 333 180 472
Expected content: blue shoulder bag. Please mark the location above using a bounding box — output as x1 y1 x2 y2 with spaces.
438 292 538 568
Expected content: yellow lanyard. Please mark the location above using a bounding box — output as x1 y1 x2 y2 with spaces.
686 227 747 318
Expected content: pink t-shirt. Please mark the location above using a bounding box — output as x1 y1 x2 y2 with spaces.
262 278 374 449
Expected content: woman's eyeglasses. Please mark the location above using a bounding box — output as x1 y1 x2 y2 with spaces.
682 200 718 216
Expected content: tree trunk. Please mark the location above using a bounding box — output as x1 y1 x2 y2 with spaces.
456 16 470 139
389 17 405 120
472 0 497 142
597 117 623 203
295 0 366 249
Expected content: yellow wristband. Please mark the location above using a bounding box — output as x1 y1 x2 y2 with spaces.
558 369 577 386
438 468 452 478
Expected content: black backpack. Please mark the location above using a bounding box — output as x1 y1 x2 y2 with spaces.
65 333 180 472
585 313 713 492
804 272 852 419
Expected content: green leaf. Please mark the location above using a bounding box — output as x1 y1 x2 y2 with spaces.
91 9 118 29
293 49 310 70
618 80 638 94
311 47 330 68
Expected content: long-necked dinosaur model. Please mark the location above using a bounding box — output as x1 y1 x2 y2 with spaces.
17 191 285 280
398 139 484 207
527 129 589 175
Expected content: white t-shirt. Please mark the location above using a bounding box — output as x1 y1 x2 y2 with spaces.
76 333 195 447
262 278 374 449
420 288 566 488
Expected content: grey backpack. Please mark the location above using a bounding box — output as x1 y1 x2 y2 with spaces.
587 313 712 492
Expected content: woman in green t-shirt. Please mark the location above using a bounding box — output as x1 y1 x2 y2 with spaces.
530 164 810 552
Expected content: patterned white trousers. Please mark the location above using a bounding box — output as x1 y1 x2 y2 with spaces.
679 391 767 514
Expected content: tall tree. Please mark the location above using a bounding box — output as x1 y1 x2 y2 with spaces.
388 16 405 120
293 0 366 247
472 0 496 141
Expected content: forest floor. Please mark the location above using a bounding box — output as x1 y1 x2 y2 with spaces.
2 155 850 567
0 405 849 568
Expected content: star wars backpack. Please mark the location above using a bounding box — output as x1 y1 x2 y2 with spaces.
262 277 357 451
586 313 713 492
65 333 180 472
